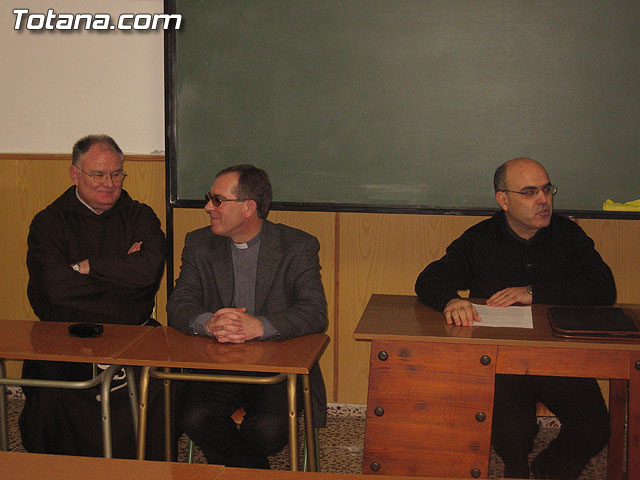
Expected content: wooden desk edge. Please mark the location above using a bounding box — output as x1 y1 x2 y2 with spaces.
0 451 226 479
354 331 640 351
115 333 331 374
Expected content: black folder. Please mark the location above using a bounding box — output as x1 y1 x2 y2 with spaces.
548 306 640 340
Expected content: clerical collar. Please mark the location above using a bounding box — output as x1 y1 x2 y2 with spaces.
231 223 264 250
75 187 101 215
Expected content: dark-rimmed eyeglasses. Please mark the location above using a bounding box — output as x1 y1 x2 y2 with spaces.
204 192 245 207
501 185 557 198
76 167 127 185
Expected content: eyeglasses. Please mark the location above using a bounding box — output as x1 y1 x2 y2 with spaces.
76 167 127 184
501 184 557 198
204 192 245 207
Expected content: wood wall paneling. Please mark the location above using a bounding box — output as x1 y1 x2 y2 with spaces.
0 155 165 378
337 212 484 404
1 154 639 403
577 218 640 304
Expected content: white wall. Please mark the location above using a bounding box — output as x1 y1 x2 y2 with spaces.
0 0 164 154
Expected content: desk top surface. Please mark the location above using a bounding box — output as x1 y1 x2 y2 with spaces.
1 451 224 480
1 452 510 480
354 294 640 351
0 320 154 363
116 327 330 373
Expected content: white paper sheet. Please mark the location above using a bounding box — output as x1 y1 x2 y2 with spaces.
472 304 533 329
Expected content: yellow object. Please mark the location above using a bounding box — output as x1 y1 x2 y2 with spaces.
602 199 640 211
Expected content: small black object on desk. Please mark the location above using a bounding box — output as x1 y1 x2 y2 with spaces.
68 323 103 338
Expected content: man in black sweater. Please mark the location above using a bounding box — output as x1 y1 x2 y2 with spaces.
415 158 616 479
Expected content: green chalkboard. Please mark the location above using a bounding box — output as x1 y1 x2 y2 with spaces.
167 0 640 213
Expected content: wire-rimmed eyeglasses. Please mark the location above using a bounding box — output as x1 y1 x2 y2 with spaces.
76 167 127 185
501 185 557 198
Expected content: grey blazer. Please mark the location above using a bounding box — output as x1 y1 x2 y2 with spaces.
167 220 328 426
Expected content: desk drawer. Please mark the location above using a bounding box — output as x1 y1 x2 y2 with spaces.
497 346 630 379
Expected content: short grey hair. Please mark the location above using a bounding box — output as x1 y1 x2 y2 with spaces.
72 134 124 167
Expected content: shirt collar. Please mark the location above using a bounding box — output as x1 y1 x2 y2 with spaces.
75 187 101 215
231 222 264 250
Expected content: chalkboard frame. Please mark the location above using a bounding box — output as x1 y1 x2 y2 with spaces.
164 0 638 222
163 0 639 290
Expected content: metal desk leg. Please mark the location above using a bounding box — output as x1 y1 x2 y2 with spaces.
100 364 121 458
0 363 125 457
287 373 299 471
302 374 317 472
163 367 172 461
124 366 139 436
137 366 151 460
0 360 8 451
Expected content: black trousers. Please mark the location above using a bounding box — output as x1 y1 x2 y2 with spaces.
175 372 296 469
19 361 165 460
491 374 609 479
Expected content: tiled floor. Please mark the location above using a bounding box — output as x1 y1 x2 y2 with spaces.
6 389 609 478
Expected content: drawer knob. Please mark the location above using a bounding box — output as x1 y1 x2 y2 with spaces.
370 462 380 472
471 467 481 478
374 406 385 417
378 350 389 361
480 355 491 366
475 412 486 422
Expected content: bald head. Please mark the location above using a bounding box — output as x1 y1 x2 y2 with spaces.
494 158 549 193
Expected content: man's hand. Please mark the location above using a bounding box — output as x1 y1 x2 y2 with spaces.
486 286 532 307
205 307 264 343
444 298 480 326
128 241 143 254
71 259 90 275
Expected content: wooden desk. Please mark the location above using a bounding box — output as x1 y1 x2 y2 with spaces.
354 294 640 479
0 320 153 457
116 327 329 471
0 451 521 480
0 451 225 480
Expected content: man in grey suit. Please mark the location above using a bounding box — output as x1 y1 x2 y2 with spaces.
167 164 328 468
